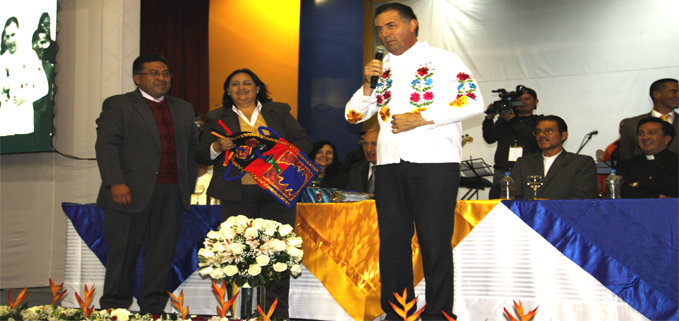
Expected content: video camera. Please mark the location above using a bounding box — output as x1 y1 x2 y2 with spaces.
487 85 527 114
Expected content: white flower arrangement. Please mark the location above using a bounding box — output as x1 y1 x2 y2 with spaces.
198 215 304 288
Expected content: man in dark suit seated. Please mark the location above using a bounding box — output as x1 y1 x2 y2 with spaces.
95 53 199 314
617 117 678 198
511 115 598 199
346 128 378 193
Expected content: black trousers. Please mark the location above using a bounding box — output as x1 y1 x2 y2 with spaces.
220 184 297 319
100 184 184 314
375 161 460 320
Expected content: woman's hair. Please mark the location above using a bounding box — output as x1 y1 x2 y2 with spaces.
1 16 19 55
221 68 272 107
310 140 342 179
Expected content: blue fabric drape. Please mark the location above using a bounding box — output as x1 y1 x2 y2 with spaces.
505 199 678 321
62 203 222 297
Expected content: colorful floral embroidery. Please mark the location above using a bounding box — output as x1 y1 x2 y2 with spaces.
449 72 477 108
380 106 391 121
346 110 364 124
375 68 393 121
409 64 434 112
449 95 468 108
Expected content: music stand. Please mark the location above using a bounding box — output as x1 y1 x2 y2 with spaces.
459 158 493 200
596 160 615 175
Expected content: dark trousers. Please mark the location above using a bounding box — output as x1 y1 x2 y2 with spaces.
220 184 297 319
375 161 460 320
100 184 184 314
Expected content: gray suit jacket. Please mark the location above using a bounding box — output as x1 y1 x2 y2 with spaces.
346 160 370 193
194 102 312 202
510 150 598 200
95 89 199 213
619 112 678 159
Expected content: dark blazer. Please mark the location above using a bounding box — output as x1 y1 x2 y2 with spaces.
510 150 598 199
346 160 371 193
95 89 199 213
619 112 678 159
194 102 312 201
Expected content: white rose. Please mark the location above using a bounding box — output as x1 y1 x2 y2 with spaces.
219 228 236 240
234 215 250 227
244 227 259 239
286 246 303 260
212 242 226 253
199 266 214 277
287 236 303 248
110 309 132 321
224 265 239 277
209 267 226 279
229 243 244 255
273 239 287 252
278 224 293 236
273 262 288 272
252 218 265 230
290 264 302 276
225 215 239 226
248 264 262 276
264 226 277 236
198 248 214 259
256 255 270 266
206 230 221 240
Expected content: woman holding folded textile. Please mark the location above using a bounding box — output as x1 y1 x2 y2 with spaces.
194 68 312 318
309 140 348 189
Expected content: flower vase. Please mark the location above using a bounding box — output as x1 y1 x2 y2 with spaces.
239 284 266 319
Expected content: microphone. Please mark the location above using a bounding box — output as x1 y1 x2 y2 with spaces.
370 45 387 89
587 130 599 136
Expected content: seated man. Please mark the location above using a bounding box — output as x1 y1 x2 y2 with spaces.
346 128 378 193
617 117 678 198
511 115 598 199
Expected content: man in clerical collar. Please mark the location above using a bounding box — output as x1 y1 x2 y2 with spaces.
617 117 678 198
619 78 678 159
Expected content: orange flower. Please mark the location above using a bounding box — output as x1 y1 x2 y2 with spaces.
211 279 239 318
504 300 538 321
168 290 189 320
388 288 426 321
257 298 278 321
411 107 427 114
49 278 67 306
75 285 94 318
8 287 30 309
449 95 468 108
346 110 364 124
380 107 391 121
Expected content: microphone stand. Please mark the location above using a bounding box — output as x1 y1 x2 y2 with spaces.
576 132 596 154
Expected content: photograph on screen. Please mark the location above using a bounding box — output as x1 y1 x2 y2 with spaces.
0 0 57 154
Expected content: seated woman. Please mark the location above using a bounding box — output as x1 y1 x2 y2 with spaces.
309 140 348 189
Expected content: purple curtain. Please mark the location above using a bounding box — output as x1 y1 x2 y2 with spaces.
140 0 210 118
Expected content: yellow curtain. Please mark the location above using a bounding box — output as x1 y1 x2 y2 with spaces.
295 200 499 321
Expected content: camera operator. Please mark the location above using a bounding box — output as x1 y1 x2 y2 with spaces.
482 86 542 196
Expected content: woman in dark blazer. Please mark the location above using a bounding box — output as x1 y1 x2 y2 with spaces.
309 140 348 189
194 68 312 319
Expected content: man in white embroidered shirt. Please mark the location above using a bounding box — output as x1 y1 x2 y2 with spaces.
345 3 484 320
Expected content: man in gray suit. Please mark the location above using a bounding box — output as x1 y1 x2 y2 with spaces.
619 78 678 159
346 128 378 193
511 115 597 199
95 53 199 313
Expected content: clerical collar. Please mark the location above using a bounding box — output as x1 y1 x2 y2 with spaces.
645 154 655 160
139 89 165 102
